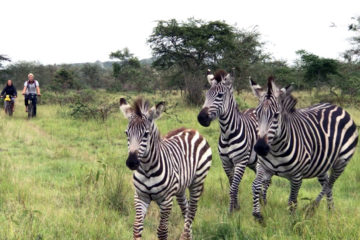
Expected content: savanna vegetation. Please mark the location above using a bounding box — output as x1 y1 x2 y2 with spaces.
0 16 360 239
0 90 359 239
1 17 360 104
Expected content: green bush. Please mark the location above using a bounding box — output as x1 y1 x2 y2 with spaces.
41 89 96 105
69 98 118 122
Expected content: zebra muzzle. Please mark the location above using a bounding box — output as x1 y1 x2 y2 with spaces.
126 152 140 170
197 108 211 127
254 137 270 157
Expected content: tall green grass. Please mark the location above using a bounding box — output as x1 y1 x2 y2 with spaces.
0 91 359 239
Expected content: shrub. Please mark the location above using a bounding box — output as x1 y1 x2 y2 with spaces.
49 68 81 92
41 89 95 105
69 98 118 122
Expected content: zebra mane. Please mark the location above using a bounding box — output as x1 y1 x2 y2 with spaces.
280 86 297 113
214 69 228 82
266 77 297 112
132 97 150 117
266 76 275 98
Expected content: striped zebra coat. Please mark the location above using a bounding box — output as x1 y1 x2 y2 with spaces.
250 78 358 221
120 97 212 240
198 70 269 212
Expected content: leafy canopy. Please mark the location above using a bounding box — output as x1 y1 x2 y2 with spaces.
296 50 340 86
0 55 11 69
344 16 360 62
148 18 236 70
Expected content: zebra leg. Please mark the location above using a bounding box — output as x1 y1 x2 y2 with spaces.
315 173 329 206
221 156 234 185
288 176 302 213
180 182 204 240
251 163 271 205
326 165 346 210
220 157 235 211
157 197 174 240
229 162 247 212
176 192 188 219
133 194 150 240
261 177 272 205
252 164 269 222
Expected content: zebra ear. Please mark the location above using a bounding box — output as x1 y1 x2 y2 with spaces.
207 73 215 86
281 85 293 96
268 77 281 98
147 101 166 121
119 98 133 119
211 79 217 86
223 73 233 88
249 77 264 98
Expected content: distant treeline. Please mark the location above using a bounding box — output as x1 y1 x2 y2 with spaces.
0 17 359 105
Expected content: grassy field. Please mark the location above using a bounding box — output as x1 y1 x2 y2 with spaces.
0 91 359 240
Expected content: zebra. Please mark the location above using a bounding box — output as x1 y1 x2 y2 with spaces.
120 97 212 240
197 70 270 212
250 77 359 221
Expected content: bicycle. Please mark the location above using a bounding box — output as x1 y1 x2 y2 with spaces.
1 95 15 116
25 93 40 119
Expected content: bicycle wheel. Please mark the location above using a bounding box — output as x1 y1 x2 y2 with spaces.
28 102 33 119
8 102 13 116
4 102 8 114
4 102 12 116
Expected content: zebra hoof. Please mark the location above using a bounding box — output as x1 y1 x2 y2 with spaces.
229 203 240 213
289 206 297 215
253 212 264 224
288 201 298 215
260 197 267 206
304 201 319 218
180 232 192 240
327 202 334 211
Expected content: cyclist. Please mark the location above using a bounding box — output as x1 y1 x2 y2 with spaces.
22 73 41 116
1 79 17 113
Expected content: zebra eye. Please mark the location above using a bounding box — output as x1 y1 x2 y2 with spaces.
217 93 224 98
143 131 149 138
273 112 279 118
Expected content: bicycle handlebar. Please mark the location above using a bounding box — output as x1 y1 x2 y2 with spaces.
23 93 41 96
1 95 17 98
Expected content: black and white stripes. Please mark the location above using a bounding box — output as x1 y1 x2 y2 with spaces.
120 97 212 240
197 70 268 212
250 77 358 221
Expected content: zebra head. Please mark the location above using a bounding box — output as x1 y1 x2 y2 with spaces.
250 77 293 156
120 97 165 170
198 69 233 127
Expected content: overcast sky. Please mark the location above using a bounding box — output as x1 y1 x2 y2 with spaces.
1 0 359 65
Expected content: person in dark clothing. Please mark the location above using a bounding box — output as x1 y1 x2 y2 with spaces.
1 80 17 96
1 80 17 112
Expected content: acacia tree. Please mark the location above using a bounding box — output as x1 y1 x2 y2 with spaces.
344 16 360 62
244 60 302 90
109 48 142 90
148 19 266 104
219 29 268 92
340 17 360 100
109 48 155 91
296 50 340 92
50 67 79 91
80 63 104 88
0 54 10 69
148 19 237 104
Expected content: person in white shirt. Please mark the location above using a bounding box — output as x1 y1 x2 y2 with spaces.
22 73 41 115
